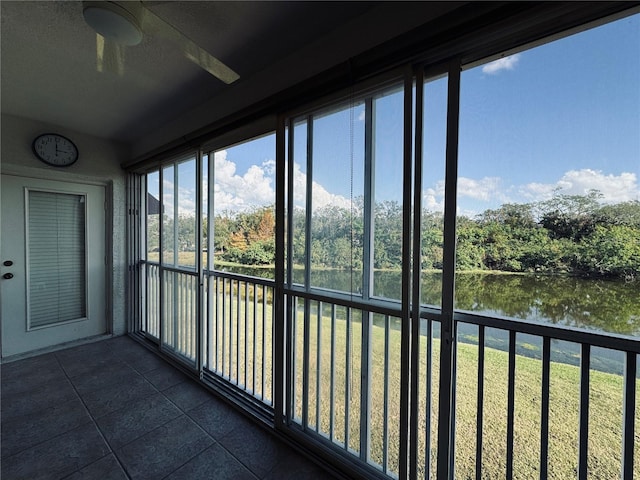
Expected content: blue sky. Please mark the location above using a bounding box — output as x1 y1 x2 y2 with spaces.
454 13 640 215
156 13 639 218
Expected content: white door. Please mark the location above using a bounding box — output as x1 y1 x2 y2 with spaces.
1 174 106 357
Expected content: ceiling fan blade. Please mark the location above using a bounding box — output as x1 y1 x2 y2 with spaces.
96 34 125 76
140 7 240 84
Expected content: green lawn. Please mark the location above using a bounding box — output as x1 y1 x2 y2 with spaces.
154 272 639 478
292 303 638 478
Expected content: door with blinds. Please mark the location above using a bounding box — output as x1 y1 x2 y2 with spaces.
1 174 106 357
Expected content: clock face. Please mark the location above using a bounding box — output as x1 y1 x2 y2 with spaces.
32 134 78 167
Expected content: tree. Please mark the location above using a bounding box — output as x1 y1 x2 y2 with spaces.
455 217 485 270
200 190 639 280
539 189 603 241
593 200 640 228
218 206 276 265
374 201 403 268
479 203 536 229
573 225 640 279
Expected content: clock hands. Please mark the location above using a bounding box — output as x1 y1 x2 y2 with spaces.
55 144 71 156
33 134 78 166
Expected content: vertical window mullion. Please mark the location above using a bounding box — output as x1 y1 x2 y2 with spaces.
172 167 179 350
303 116 313 431
173 166 179 268
196 150 203 372
304 116 313 291
360 96 374 462
363 97 374 300
140 175 146 332
126 175 134 333
281 117 294 426
437 57 462 480
285 119 295 287
410 66 425 480
399 66 415 480
158 167 165 351
208 151 215 371
137 175 147 332
127 175 134 333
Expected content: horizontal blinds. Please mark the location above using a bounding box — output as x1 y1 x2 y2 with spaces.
28 191 86 328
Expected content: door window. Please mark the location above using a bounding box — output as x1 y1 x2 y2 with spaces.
27 190 87 329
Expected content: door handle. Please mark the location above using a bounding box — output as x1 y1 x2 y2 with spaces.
3 273 13 279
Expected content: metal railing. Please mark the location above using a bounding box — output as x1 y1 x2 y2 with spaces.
145 263 160 339
141 262 637 479
418 312 640 480
162 268 198 362
142 263 275 404
204 271 274 406
143 263 198 363
288 291 403 478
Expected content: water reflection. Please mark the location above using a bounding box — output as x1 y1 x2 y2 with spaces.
227 266 639 337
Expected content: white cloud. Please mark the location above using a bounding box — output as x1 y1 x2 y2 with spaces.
422 177 508 214
206 150 351 214
212 150 275 212
519 182 556 200
161 180 197 217
423 181 445 212
482 54 520 75
521 169 639 204
358 109 366 122
161 179 174 216
291 162 351 211
177 188 196 215
457 176 505 202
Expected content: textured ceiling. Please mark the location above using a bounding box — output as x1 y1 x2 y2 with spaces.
1 1 459 149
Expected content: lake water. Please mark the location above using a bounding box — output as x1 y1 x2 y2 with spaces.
225 266 639 337
221 265 638 374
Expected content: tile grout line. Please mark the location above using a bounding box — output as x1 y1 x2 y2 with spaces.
199 435 262 480
135 358 267 479
53 349 134 480
150 387 222 478
156 441 220 480
4 341 333 480
101 348 217 479
116 338 255 476
0 359 94 461
182 404 274 480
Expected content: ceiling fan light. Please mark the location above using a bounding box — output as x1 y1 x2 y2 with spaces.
83 1 143 46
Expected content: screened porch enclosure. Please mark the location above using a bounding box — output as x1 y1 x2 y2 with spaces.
127 12 639 480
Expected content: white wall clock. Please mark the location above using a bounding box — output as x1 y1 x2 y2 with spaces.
32 133 79 167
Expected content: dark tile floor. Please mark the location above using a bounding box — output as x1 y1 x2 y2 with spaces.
1 336 336 480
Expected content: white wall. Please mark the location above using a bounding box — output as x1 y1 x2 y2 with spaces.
1 113 129 336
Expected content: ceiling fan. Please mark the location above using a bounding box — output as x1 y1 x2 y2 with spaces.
82 1 239 84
